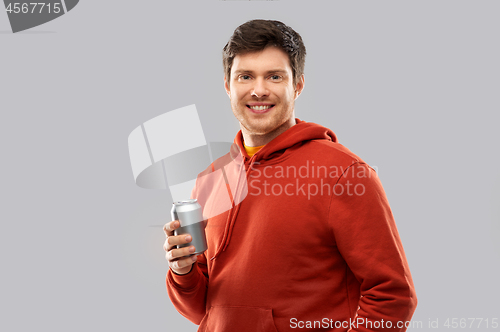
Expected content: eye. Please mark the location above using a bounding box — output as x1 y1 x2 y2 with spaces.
270 75 282 81
238 75 251 81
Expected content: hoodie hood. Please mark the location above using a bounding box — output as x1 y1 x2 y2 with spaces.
234 118 338 162
210 118 338 261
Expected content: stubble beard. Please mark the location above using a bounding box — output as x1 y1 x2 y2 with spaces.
232 100 295 138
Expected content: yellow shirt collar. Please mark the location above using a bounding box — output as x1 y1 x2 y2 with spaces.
243 142 265 157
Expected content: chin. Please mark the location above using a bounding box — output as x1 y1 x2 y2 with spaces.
244 119 285 136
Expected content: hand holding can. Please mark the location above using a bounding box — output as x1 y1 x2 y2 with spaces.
163 220 199 275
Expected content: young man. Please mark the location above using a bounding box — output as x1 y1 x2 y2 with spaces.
164 19 417 331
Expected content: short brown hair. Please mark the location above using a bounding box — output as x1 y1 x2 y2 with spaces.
222 19 306 87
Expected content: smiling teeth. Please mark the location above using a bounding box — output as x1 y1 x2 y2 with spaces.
249 105 272 110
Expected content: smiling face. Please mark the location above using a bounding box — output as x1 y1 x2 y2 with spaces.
224 46 304 147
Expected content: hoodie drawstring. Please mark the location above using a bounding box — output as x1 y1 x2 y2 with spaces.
210 154 258 261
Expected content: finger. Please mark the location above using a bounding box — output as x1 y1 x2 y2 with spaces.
168 254 199 271
164 234 192 252
166 245 196 260
165 234 192 251
163 220 180 236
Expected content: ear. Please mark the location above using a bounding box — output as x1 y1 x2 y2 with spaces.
224 76 230 98
294 74 305 100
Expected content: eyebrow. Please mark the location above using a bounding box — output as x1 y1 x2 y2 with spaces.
233 69 289 75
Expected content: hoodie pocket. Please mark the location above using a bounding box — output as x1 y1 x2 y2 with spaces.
199 306 279 332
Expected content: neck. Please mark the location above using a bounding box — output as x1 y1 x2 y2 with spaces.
241 117 296 147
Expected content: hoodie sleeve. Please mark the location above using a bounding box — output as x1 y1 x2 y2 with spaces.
328 162 417 332
166 251 209 324
165 170 213 324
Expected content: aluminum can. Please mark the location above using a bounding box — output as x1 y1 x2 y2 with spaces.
171 199 208 255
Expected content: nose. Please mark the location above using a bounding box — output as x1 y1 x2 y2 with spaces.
251 78 269 98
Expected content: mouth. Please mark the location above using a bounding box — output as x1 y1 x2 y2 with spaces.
246 104 275 114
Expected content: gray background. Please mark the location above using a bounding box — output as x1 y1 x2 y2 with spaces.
1 0 499 331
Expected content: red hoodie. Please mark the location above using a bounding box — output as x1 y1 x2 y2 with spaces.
166 119 417 331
